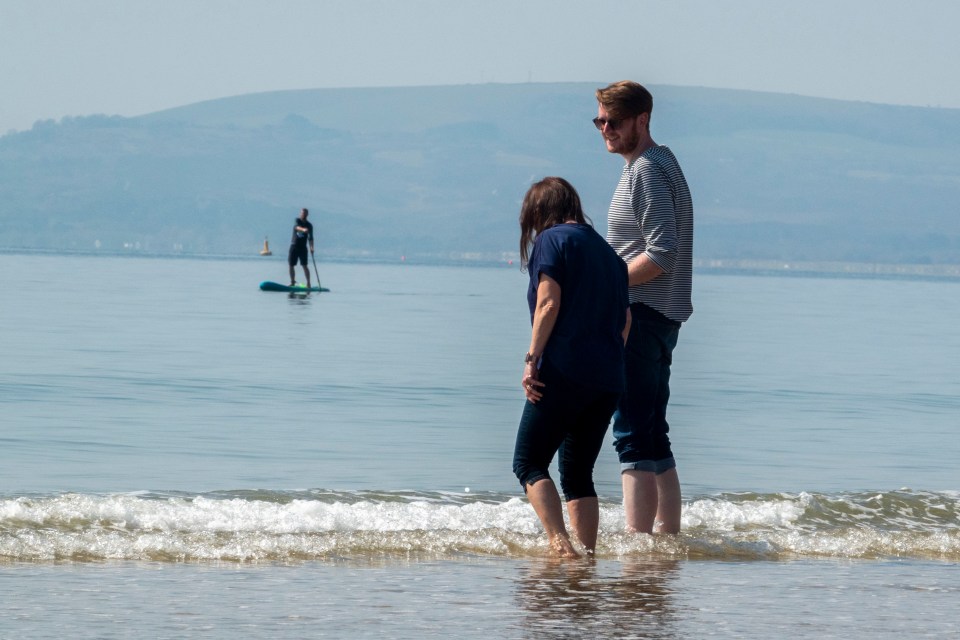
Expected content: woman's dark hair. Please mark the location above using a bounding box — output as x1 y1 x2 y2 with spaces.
519 177 589 269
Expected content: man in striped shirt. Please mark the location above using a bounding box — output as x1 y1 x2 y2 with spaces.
595 81 694 534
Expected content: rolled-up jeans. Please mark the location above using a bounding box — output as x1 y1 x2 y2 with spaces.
612 302 681 473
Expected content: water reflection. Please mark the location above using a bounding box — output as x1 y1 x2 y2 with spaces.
287 291 312 302
514 557 679 639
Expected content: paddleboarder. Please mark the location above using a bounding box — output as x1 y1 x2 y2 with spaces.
288 208 315 287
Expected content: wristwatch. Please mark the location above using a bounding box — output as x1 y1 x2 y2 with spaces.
524 352 537 364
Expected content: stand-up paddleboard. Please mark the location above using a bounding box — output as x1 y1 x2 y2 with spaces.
260 281 330 293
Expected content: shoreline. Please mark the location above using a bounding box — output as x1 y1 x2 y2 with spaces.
3 246 960 281
692 258 960 281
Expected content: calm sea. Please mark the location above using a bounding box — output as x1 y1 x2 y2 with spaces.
1 252 958 639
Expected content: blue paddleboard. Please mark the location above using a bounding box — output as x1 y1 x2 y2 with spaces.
259 281 330 293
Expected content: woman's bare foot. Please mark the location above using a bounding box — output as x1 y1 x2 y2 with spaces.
549 533 580 558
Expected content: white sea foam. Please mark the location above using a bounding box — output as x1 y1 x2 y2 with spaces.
2 490 959 563
682 494 807 530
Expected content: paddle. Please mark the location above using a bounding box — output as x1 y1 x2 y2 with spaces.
311 251 320 290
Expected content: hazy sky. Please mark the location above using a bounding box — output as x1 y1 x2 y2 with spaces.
2 0 958 134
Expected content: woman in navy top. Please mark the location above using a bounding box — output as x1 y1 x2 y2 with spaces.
512 177 631 557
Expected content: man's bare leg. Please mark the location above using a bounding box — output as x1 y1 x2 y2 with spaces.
622 468 681 534
653 468 681 534
622 470 658 533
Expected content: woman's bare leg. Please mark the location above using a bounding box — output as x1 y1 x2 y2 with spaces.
526 479 579 557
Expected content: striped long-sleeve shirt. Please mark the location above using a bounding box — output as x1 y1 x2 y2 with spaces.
606 145 694 323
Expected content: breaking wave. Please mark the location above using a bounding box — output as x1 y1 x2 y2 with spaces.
2 488 958 563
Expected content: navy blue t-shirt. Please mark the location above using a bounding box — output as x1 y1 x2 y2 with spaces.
290 218 314 248
527 223 629 392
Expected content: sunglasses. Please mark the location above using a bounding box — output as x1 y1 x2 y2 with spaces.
592 117 623 131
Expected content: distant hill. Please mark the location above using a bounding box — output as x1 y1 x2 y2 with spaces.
2 83 959 264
